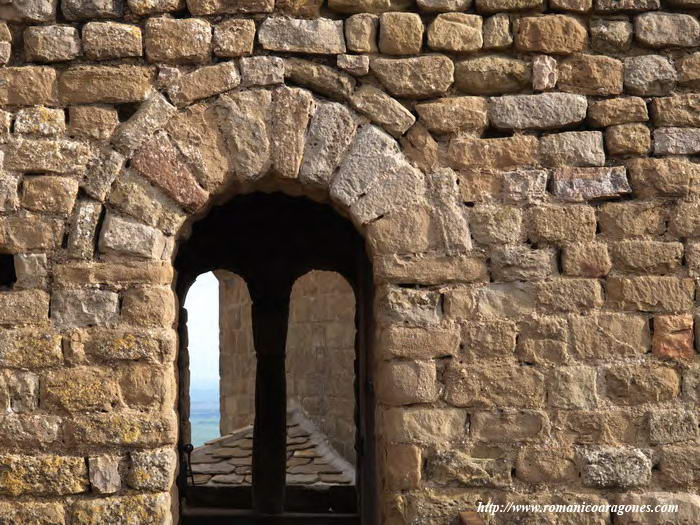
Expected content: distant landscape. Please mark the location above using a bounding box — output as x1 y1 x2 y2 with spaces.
190 386 220 447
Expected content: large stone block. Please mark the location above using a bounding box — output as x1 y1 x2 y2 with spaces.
588 96 648 127
515 15 587 54
548 366 598 409
0 501 64 524
127 448 176 491
454 56 530 95
112 92 176 156
68 105 119 140
345 13 379 53
605 365 679 404
127 0 183 15
377 325 459 360
550 166 631 202
624 55 677 96
376 286 442 326
0 290 50 324
61 0 123 20
379 12 424 55
489 93 587 130
471 410 547 442
0 454 88 496
168 61 240 107
652 314 695 361
376 360 439 405
528 205 597 243
24 25 81 63
0 329 62 368
350 85 415 137
0 0 58 22
51 289 119 328
581 448 651 488
381 407 466 443
635 13 700 48
557 54 624 95
515 446 577 483
0 370 39 414
370 55 454 98
427 13 482 53
447 135 539 170
88 455 121 494
213 19 256 57
98 214 167 259
606 123 651 156
571 313 649 360
607 276 694 312
284 58 355 101
540 131 605 167
491 245 556 281
627 157 694 198
59 66 153 104
70 493 170 525
259 17 345 54
121 286 176 328
144 17 211 64
385 444 421 490
42 367 120 412
654 127 700 155
536 279 604 312
649 410 698 444
415 96 487 134
470 205 522 244
610 241 682 275
67 412 177 446
652 94 700 127
598 201 666 238
187 0 273 14
428 450 511 488
0 67 58 106
15 107 66 136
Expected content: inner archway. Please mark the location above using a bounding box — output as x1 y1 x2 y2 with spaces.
175 192 376 523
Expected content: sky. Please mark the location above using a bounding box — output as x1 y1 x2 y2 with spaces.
184 272 220 390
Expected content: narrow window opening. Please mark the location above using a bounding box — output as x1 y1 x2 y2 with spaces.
0 254 16 289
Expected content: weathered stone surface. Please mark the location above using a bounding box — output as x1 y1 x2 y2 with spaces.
213 19 255 57
385 444 421 490
515 15 588 54
532 54 557 91
51 289 119 327
651 314 694 361
270 86 314 178
144 17 211 64
127 448 176 491
59 66 153 104
68 105 119 141
15 107 66 136
240 56 285 86
351 85 415 137
654 127 700 155
448 135 538 170
0 500 64 524
82 148 124 201
455 56 530 95
400 123 438 172
276 0 324 16
606 123 651 156
540 131 605 167
329 0 412 12
0 215 64 253
377 360 439 405
61 0 123 20
471 410 546 442
470 205 522 244
0 0 58 22
127 0 183 15
337 54 370 76
652 94 700 127
550 167 630 202
627 157 695 198
678 52 700 88
68 411 176 446
112 92 176 155
616 493 700 524
529 205 596 243
131 131 208 211
376 286 442 326
444 363 545 408
595 0 659 10
370 56 454 98
378 325 459 359
516 446 577 483
491 245 556 281
418 0 471 10
345 13 379 53
285 58 355 100
649 409 697 444
635 13 700 48
381 407 466 443
0 66 58 106
537 279 604 312
376 254 487 284
607 276 694 312
67 199 102 259
476 0 542 11
0 454 88 496
89 455 121 494
259 17 345 54
489 93 587 130
549 366 598 408
5 138 92 174
415 96 486 134
215 89 271 182
299 101 357 188
42 366 120 412
121 286 176 327
0 328 61 369
99 213 167 259
168 61 241 107
429 450 511 488
558 54 623 95
379 12 424 55
581 448 651 488
562 242 611 278
54 261 173 287
599 201 667 238
588 97 648 127
22 175 78 216
427 13 482 53
83 22 142 60
70 493 170 525
590 18 633 52
0 370 39 413
501 169 547 202
624 55 677 96
483 14 512 49
24 25 80 63
571 313 649 360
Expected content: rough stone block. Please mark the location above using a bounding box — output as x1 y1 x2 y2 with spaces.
0 66 58 106
515 446 577 483
112 92 176 155
284 58 355 101
70 494 170 525
541 131 605 167
607 276 694 312
588 97 648 127
61 0 123 20
42 367 120 412
470 205 522 244
427 13 482 53
370 55 454 98
558 54 624 95
83 22 142 60
89 455 121 494
471 410 547 442
187 0 274 15
562 242 611 277
15 107 66 136
51 288 119 327
337 54 370 76
0 454 88 496
652 314 694 360
476 0 542 11
483 13 512 49
550 166 630 202
376 286 441 326
649 410 698 444
624 55 677 96
448 135 539 170
491 245 556 281
0 290 50 324
652 94 700 127
627 157 695 199
168 61 240 107
415 96 487 134
571 313 649 360
455 56 530 95
350 85 415 137
59 66 153 104
489 93 587 130
598 201 666 238
654 127 700 155
606 123 651 156
385 444 421 490
144 17 211 64
67 412 177 446
591 18 633 52
376 360 439 405
21 176 78 216
24 25 80 63
536 279 604 312
99 213 167 259
595 0 659 10
213 19 255 57
0 370 39 413
269 86 314 179
67 199 102 260
240 56 285 86
379 12 424 55
605 365 679 404
259 17 345 54
515 15 587 54
14 254 49 290
528 205 597 243
548 366 597 409
127 0 183 15
127 448 176 491
678 51 700 88
635 13 700 48
68 105 119 141
381 407 466 444
377 325 459 360
611 241 682 275
345 13 379 53
429 450 511 488
0 0 58 23
121 286 176 327
581 448 651 488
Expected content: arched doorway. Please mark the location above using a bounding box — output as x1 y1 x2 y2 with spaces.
174 193 376 523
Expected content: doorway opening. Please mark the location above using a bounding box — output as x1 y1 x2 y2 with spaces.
175 193 376 523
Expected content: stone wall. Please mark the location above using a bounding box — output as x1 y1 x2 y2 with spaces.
0 0 699 523
217 271 256 435
286 271 357 463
